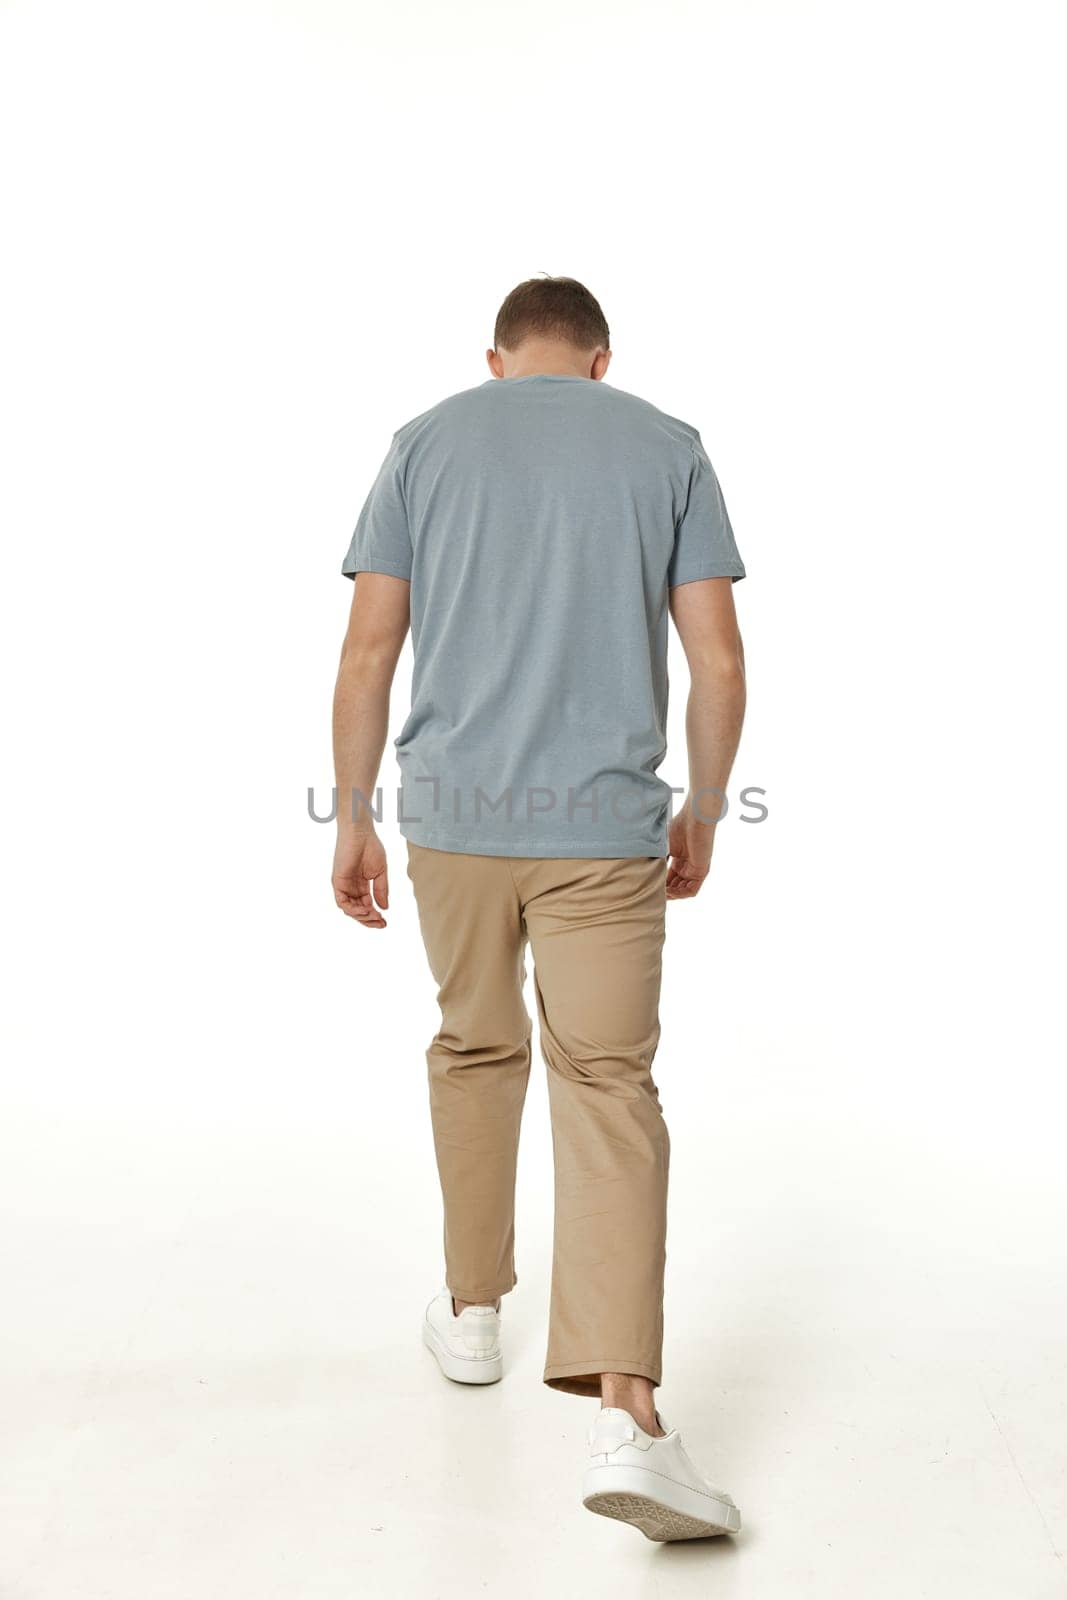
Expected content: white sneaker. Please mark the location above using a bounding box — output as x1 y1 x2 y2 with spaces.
583 1406 741 1541
422 1287 503 1385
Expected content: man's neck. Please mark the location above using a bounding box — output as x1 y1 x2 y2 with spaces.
501 342 593 379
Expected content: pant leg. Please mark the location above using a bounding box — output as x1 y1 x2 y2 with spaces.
406 842 532 1303
515 856 669 1397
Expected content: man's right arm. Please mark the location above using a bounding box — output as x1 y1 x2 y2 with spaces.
331 572 410 929
667 577 747 900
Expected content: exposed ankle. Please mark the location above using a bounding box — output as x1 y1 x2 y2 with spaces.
599 1373 664 1436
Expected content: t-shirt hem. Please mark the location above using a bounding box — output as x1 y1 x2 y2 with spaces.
400 822 667 860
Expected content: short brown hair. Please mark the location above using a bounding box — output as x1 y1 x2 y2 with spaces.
493 276 610 353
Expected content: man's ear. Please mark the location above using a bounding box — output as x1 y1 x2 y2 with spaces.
486 347 504 378
591 348 612 381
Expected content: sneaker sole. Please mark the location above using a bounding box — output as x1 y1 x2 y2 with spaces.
583 1465 740 1541
422 1320 503 1385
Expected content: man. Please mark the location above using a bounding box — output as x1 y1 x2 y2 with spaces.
332 277 747 1541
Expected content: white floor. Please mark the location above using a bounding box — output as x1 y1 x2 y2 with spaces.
3 1091 1064 1600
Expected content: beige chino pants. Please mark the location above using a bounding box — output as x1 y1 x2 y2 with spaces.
406 841 670 1397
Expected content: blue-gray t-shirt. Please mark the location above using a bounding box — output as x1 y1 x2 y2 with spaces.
342 375 745 858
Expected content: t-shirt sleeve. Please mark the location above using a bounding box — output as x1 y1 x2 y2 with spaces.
668 437 746 588
341 433 413 581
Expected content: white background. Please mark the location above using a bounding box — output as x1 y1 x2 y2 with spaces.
2 1 1065 1595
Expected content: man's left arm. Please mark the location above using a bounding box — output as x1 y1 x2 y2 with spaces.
331 572 410 929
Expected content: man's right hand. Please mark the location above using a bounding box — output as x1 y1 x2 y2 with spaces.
332 830 390 929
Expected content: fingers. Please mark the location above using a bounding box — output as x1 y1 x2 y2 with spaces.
372 864 389 911
333 876 387 929
666 858 707 900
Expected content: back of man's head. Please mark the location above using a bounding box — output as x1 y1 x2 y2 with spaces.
493 276 610 356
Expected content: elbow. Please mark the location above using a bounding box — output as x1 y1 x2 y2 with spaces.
337 632 398 683
689 657 746 714
692 647 746 689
